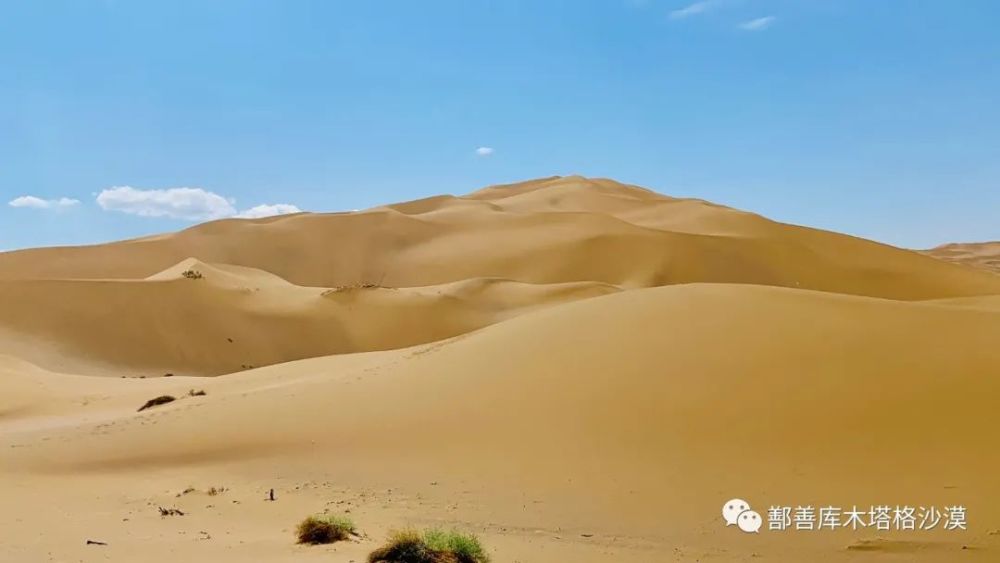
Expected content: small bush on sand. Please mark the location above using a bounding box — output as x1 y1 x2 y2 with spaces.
188 389 207 397
137 395 176 412
368 529 489 563
323 282 388 295
296 514 356 545
181 269 203 280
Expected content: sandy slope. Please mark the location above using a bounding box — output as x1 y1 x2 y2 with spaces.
0 258 618 376
2 284 999 562
0 177 998 562
924 241 1000 273
0 177 997 377
1 177 997 300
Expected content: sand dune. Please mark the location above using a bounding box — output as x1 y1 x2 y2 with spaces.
0 258 618 376
1 177 997 301
14 283 1000 474
3 284 999 561
1 177 998 562
5 176 996 378
924 241 1000 273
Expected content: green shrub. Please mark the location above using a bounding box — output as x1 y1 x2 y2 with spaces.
368 528 489 563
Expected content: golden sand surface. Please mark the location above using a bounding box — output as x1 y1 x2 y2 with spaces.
2 176 998 562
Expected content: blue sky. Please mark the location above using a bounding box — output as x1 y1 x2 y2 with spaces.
2 0 998 250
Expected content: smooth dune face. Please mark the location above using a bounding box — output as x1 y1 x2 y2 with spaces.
1 177 998 562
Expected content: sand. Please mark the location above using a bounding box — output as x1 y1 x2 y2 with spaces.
924 241 1000 274
1 176 998 562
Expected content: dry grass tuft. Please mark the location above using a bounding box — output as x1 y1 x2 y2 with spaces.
296 514 356 545
137 395 176 412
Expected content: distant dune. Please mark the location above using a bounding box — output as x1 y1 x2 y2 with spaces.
1 176 998 562
924 241 1000 273
1 177 997 300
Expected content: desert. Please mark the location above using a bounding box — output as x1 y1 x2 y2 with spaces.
2 176 999 562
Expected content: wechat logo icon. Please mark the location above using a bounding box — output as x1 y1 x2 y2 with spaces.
723 498 762 533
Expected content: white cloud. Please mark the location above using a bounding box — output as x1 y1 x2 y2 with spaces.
235 203 302 219
670 1 713 19
8 195 81 210
475 146 495 157
739 16 776 31
97 186 237 220
95 185 302 221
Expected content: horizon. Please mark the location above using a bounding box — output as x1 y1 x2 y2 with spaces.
2 173 997 254
3 1 999 251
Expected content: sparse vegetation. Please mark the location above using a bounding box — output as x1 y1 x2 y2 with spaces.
323 281 389 295
368 529 489 563
178 486 226 497
181 269 203 280
188 389 207 397
296 514 357 545
137 395 176 412
158 506 185 516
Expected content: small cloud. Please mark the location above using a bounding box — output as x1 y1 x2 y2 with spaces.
97 186 237 220
739 16 775 31
670 1 713 20
475 147 495 157
235 203 302 219
8 195 81 210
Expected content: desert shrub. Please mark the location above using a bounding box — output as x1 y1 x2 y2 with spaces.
368 529 489 563
188 389 207 397
368 530 430 562
181 269 203 280
296 514 356 545
423 529 488 563
323 282 386 295
137 395 176 412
